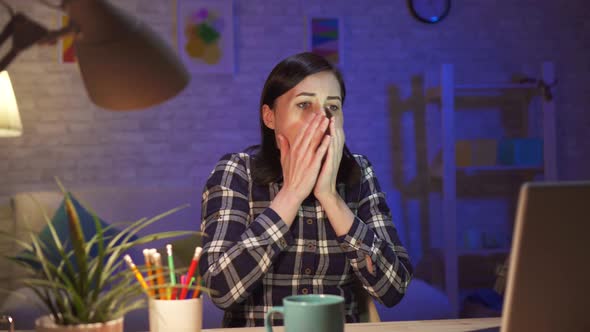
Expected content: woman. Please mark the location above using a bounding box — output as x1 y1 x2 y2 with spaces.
198 52 412 327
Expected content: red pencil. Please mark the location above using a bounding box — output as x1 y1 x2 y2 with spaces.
180 246 202 300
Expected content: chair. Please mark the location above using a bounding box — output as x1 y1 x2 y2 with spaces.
354 282 381 323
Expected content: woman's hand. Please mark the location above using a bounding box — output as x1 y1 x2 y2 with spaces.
277 113 331 203
312 118 353 236
314 118 345 201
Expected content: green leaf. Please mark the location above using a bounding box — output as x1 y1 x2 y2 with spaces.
64 193 89 300
90 211 106 305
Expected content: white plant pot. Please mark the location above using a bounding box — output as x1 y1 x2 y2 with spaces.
35 315 124 332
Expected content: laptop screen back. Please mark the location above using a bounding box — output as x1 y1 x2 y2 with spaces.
501 182 590 332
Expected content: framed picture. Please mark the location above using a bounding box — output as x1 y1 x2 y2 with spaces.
176 0 235 74
306 17 342 66
58 15 76 64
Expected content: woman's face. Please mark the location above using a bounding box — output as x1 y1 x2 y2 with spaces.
262 71 343 148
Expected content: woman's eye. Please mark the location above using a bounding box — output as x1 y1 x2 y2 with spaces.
326 105 340 112
296 102 311 109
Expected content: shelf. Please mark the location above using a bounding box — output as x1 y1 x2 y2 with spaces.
458 248 510 256
456 83 538 90
426 83 538 100
458 165 543 176
430 164 544 179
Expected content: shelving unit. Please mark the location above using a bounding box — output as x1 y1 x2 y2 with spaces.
427 63 557 317
457 248 511 256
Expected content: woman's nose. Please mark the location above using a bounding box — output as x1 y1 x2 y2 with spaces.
312 104 331 119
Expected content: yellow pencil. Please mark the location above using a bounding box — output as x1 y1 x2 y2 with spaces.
152 252 167 300
123 255 149 292
143 249 155 297
192 275 202 298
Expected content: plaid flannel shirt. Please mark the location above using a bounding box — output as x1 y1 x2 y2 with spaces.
198 152 412 327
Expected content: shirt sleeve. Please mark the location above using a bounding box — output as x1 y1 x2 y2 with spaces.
198 153 294 309
336 155 413 307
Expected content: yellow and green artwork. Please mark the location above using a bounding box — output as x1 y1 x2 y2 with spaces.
177 0 234 74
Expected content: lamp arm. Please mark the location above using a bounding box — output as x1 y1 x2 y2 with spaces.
0 16 16 71
37 22 78 45
0 49 17 72
0 13 50 71
0 14 14 46
0 0 15 16
0 21 76 70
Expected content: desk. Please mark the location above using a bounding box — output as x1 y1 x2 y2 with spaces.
13 317 501 332
203 317 501 332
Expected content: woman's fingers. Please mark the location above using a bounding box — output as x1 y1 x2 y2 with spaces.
330 119 343 147
297 114 328 154
277 134 289 166
312 134 331 170
330 120 345 164
291 113 317 151
319 135 333 177
314 116 331 150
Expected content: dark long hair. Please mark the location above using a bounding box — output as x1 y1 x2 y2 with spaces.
248 52 360 188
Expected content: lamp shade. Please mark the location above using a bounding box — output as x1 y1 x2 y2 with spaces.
66 0 190 111
0 70 22 137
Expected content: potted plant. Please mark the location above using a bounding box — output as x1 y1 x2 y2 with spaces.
0 181 202 332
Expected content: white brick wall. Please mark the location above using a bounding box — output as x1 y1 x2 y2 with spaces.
1 0 589 259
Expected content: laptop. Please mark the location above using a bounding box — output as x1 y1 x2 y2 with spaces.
473 181 590 332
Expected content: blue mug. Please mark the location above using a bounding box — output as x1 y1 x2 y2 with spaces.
265 294 345 332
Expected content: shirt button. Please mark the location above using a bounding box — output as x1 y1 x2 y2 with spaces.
279 239 287 247
306 218 314 225
340 243 347 250
304 268 312 275
306 243 315 251
301 288 309 295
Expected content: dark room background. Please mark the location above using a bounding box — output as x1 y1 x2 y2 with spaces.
1 0 589 320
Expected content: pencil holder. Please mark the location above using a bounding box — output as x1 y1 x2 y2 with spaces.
148 297 202 332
